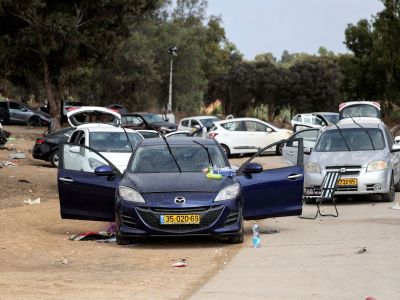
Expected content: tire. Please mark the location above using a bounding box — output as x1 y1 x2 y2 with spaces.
304 197 315 204
49 150 60 168
27 116 41 127
221 144 230 158
381 175 395 202
227 214 244 244
116 234 131 245
395 177 400 192
276 143 284 155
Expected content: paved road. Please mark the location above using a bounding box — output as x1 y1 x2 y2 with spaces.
191 155 400 300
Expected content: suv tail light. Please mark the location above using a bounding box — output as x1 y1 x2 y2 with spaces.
35 138 45 144
208 132 218 139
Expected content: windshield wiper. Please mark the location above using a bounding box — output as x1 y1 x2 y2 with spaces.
160 135 182 173
192 140 214 168
332 123 351 151
349 115 375 150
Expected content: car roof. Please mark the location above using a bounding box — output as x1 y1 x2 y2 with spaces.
181 116 218 120
141 137 216 146
327 118 384 130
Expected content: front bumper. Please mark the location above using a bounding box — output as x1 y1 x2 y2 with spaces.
116 199 241 238
305 168 391 195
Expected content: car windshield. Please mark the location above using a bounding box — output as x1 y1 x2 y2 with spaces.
89 132 143 152
201 117 219 128
340 105 380 119
130 144 228 173
322 114 339 124
141 114 164 123
314 128 385 152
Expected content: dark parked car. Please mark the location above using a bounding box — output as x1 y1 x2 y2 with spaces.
57 137 304 245
32 127 74 167
0 100 51 126
121 112 177 134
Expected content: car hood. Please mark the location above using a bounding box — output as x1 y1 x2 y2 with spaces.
310 150 388 168
123 172 234 193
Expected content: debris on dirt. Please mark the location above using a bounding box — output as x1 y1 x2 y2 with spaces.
70 231 113 241
18 179 31 184
7 136 16 142
355 247 367 254
262 229 280 234
61 258 69 265
390 201 400 210
172 258 187 267
105 222 116 234
365 297 377 300
23 198 41 205
9 152 27 159
97 236 117 243
2 160 16 167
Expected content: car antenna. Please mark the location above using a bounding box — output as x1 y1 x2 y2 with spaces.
160 134 182 173
115 120 135 152
332 122 351 151
192 140 214 167
349 115 375 150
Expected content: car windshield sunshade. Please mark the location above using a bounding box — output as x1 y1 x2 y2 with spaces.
130 145 227 173
314 128 385 152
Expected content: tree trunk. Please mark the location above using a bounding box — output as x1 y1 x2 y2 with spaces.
42 57 61 131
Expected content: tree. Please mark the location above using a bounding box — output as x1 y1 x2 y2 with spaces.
0 0 159 129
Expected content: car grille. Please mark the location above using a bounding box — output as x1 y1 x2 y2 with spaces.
136 205 224 233
325 165 362 176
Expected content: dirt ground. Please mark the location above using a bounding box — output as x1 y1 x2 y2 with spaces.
0 125 258 300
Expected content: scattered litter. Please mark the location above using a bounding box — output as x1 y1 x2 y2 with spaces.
390 201 400 210
97 236 117 243
70 231 113 241
18 179 31 184
9 152 27 159
365 297 377 300
7 137 16 141
23 198 41 205
172 258 187 267
2 161 16 167
105 222 116 234
261 229 280 234
61 258 69 265
355 247 367 254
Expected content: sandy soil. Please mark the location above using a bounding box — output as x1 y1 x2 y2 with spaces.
0 125 246 300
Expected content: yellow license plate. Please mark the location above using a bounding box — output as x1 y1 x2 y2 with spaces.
338 178 358 186
160 214 200 225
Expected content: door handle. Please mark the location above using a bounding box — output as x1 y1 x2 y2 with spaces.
288 174 303 180
59 177 74 183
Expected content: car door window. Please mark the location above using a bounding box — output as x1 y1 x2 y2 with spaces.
191 119 200 128
181 120 189 127
62 144 110 173
9 102 24 110
311 117 323 125
221 121 245 131
287 129 319 148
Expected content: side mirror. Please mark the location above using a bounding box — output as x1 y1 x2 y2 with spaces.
244 162 263 173
391 144 400 152
94 165 114 176
69 146 81 153
194 124 201 129
20 107 28 112
266 127 273 133
304 147 312 155
395 136 400 144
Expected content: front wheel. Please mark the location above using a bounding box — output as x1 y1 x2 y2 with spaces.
49 150 60 167
221 144 230 158
27 116 41 127
381 175 395 202
116 234 132 245
227 214 244 244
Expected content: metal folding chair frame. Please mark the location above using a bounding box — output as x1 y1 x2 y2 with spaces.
300 171 341 219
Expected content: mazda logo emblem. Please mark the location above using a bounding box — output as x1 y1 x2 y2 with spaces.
174 196 185 205
340 168 346 173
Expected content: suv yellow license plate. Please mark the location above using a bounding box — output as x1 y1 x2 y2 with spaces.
160 214 200 225
338 178 357 186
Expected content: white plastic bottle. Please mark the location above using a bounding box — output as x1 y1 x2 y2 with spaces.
252 223 261 248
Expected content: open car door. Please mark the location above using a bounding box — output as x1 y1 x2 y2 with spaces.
237 138 304 220
58 143 123 221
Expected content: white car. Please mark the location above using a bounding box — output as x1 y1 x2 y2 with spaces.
66 107 143 172
291 112 339 131
178 116 219 131
208 117 292 156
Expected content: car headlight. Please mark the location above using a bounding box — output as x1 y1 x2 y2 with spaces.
367 160 388 172
305 162 320 173
119 186 145 203
214 183 240 202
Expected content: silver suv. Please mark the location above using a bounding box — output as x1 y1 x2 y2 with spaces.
304 118 400 201
0 100 51 126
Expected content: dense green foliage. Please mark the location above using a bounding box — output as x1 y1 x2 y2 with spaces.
1 0 400 125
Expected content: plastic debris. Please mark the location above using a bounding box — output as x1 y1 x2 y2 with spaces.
62 258 69 265
355 247 367 254
70 231 113 241
2 161 16 167
9 152 27 159
97 236 116 243
18 179 30 184
390 201 400 210
23 198 41 205
105 222 116 234
262 229 280 235
172 259 187 267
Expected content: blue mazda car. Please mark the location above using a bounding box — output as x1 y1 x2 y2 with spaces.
58 137 304 245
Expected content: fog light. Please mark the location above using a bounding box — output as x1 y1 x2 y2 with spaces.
373 184 382 191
